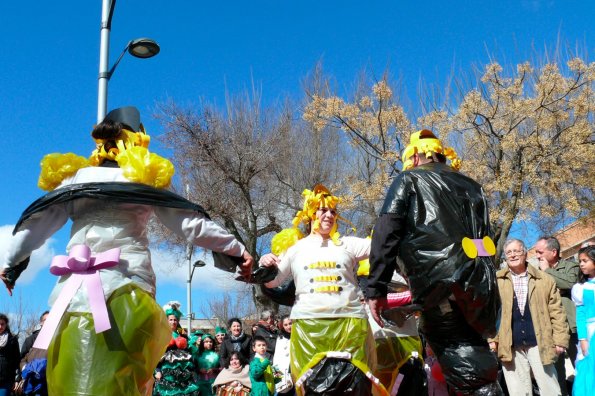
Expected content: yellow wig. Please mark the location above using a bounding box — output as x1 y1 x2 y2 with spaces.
271 184 343 255
401 129 461 171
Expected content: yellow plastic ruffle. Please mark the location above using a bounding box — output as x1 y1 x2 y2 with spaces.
116 146 174 189
374 335 423 392
271 228 304 256
38 153 89 191
90 128 151 166
290 317 386 395
46 284 170 396
402 129 461 171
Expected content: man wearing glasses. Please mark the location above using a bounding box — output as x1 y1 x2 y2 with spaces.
489 238 569 396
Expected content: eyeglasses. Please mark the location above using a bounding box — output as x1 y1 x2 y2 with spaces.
505 249 525 257
317 208 337 216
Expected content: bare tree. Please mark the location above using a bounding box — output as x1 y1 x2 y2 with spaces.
303 55 595 258
442 57 595 255
2 291 41 341
154 88 346 310
198 285 256 328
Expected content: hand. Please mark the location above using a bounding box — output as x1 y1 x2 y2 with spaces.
0 271 13 296
155 372 162 380
259 253 280 268
538 259 551 271
580 339 589 357
555 345 566 356
239 250 254 280
367 297 388 328
488 341 498 352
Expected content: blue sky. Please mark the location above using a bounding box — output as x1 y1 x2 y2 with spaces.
1 0 594 321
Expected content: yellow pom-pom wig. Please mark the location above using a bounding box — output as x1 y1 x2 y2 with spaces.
401 129 461 171
272 184 350 255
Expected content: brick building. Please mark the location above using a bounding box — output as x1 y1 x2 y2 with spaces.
528 216 595 260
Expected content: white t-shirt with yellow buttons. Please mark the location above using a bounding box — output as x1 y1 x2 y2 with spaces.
265 234 370 319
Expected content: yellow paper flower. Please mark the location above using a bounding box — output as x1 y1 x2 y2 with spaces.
90 128 151 166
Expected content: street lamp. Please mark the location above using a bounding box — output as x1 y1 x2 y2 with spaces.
187 258 206 334
97 0 160 123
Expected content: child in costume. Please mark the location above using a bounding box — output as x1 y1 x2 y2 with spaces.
571 246 595 395
249 336 275 396
189 329 204 357
153 303 200 396
196 334 221 396
0 107 253 395
258 185 387 396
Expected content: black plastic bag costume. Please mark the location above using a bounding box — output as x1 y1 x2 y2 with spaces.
367 160 502 395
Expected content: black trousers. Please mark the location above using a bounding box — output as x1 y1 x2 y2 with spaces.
420 299 503 395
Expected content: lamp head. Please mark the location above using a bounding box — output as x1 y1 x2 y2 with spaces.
128 38 160 59
193 260 206 268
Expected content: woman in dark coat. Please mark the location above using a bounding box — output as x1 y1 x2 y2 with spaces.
219 318 252 368
0 313 20 396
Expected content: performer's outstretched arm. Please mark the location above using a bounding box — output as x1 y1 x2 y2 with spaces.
1 204 69 295
366 213 405 327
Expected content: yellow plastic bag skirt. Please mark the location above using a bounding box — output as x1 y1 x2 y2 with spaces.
46 284 170 396
290 317 387 396
374 335 423 391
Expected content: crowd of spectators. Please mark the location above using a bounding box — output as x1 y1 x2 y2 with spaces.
150 312 294 396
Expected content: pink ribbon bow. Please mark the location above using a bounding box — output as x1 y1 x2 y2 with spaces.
33 244 120 350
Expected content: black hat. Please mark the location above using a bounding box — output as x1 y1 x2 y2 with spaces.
103 106 141 132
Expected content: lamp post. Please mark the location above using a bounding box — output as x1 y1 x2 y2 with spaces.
97 0 160 123
187 258 206 334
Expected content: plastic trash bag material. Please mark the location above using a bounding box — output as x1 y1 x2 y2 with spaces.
47 284 170 396
290 317 386 395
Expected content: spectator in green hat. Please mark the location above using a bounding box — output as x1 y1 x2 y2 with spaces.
189 329 204 357
215 326 227 352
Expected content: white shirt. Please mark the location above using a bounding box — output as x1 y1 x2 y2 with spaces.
3 166 244 312
265 234 369 319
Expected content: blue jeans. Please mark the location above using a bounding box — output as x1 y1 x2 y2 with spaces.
0 386 11 396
